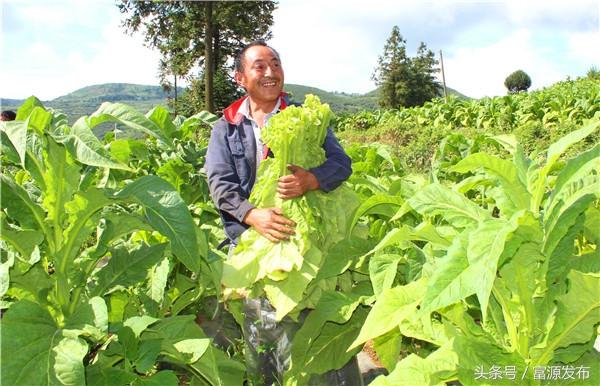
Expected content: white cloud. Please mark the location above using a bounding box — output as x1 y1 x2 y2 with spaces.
567 30 600 68
271 1 381 94
2 0 597 101
443 29 565 98
68 14 162 89
2 5 162 100
272 0 598 97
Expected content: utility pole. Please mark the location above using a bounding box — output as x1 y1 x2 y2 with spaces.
440 50 448 101
174 74 178 116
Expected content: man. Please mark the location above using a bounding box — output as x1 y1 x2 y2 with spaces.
206 41 351 247
206 41 357 384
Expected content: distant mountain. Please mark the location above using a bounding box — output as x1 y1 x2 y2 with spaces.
1 82 470 122
284 84 379 113
54 83 180 103
284 83 469 112
1 83 181 124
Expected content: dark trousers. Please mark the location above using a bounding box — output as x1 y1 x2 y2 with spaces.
242 298 363 386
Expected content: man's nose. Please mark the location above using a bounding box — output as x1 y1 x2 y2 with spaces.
265 64 278 77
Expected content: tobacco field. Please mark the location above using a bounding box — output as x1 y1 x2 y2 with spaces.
1 78 599 385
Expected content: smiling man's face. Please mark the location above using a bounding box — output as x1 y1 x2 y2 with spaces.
235 45 284 106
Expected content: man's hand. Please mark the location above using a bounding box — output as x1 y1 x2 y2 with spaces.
243 207 296 243
277 164 320 199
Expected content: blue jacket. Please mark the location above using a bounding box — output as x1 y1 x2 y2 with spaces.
205 93 352 244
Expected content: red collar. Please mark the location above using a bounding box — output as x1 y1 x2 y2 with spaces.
223 92 288 124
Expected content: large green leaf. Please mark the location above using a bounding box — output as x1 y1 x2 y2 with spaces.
494 240 543 355
132 371 179 386
583 206 600 245
24 131 48 190
370 343 458 386
142 315 244 386
570 250 600 274
91 243 167 297
263 263 314 321
53 335 88 386
146 256 171 304
530 119 599 212
1 120 27 166
78 102 168 144
542 175 598 278
372 328 403 371
0 221 43 263
114 175 200 273
15 96 46 121
90 212 152 260
146 106 176 139
109 138 149 164
369 253 402 296
135 339 163 373
419 215 518 320
53 120 133 170
316 235 374 280
544 119 599 175
1 174 48 232
349 194 405 229
288 288 370 379
0 252 11 297
453 335 528 386
532 271 600 365
351 279 426 349
365 223 451 257
65 296 108 341
292 306 369 378
42 136 81 248
450 152 530 214
23 105 53 135
86 367 137 386
172 338 210 364
544 143 599 214
545 212 586 285
0 300 82 386
5 261 53 305
189 346 245 386
124 315 159 337
408 183 489 228
178 110 219 138
466 217 519 321
59 188 113 273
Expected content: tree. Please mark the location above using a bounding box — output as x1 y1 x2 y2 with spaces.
586 66 600 81
173 68 244 117
504 70 532 93
118 1 276 113
408 42 441 106
372 26 440 108
372 26 410 108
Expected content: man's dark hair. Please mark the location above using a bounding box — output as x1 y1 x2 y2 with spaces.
0 110 16 121
234 40 280 73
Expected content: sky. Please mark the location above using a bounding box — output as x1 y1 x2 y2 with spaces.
1 0 599 101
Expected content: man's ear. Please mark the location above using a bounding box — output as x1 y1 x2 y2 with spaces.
234 71 244 87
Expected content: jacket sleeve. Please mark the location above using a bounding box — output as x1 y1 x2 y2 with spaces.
309 127 352 192
205 120 254 223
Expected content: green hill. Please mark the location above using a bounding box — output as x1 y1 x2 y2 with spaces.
1 83 180 124
284 84 379 112
1 82 470 122
284 84 469 113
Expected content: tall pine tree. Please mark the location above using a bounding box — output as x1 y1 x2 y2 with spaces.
118 1 276 113
371 26 411 109
372 26 441 108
